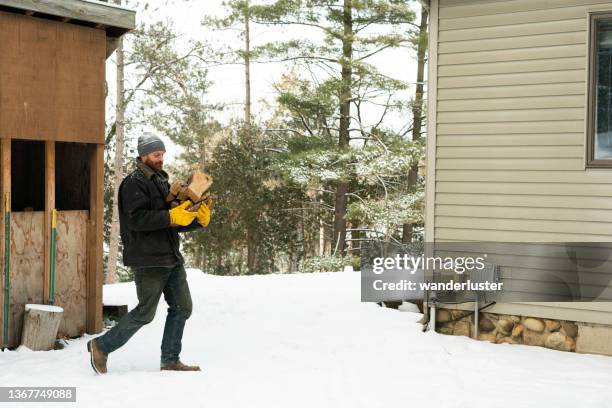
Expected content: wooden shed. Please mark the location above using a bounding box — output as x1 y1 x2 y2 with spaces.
0 0 135 348
425 0 612 355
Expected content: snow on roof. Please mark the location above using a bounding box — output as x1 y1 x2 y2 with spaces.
0 0 135 37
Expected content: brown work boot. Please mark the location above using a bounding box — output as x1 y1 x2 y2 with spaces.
87 338 108 375
160 360 201 371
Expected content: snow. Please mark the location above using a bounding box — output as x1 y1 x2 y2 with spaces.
24 304 64 313
2 269 612 408
398 300 421 313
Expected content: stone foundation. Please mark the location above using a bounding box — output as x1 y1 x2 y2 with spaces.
435 309 578 352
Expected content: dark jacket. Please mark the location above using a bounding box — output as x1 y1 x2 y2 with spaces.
118 158 203 267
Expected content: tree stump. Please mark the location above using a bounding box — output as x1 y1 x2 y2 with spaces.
21 304 64 351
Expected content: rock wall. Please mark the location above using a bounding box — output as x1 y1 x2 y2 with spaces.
435 309 578 352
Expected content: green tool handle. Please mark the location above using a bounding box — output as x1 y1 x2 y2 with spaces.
3 192 10 349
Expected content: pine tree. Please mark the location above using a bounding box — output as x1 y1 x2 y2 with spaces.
249 0 418 255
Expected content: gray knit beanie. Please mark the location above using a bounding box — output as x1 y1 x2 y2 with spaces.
137 132 166 156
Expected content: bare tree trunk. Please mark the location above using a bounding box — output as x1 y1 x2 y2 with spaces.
247 228 257 274
318 193 325 256
333 0 353 256
244 0 251 130
195 246 202 271
199 138 206 169
325 225 332 255
402 7 428 244
216 254 222 274
319 222 325 256
243 2 259 271
107 12 125 284
300 206 307 258
201 253 207 273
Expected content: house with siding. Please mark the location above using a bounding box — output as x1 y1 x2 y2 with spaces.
424 0 612 355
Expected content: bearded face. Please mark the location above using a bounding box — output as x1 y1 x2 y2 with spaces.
142 150 165 172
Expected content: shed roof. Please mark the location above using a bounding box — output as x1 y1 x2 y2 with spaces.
0 0 135 38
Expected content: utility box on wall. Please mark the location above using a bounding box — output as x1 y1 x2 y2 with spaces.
0 0 135 348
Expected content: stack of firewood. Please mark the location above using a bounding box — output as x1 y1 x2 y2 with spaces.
166 171 214 211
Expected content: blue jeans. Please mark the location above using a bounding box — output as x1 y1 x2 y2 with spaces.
97 264 193 365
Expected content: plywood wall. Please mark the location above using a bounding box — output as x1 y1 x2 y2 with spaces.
5 210 88 347
8 212 44 347
0 11 105 143
55 211 88 338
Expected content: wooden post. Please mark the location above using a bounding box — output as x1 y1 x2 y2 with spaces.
86 144 104 334
0 139 10 347
43 141 55 305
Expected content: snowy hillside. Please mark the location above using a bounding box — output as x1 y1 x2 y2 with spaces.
2 270 612 408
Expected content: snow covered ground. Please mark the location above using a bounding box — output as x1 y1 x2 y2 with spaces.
2 269 612 408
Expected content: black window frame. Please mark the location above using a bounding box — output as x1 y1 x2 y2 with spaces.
587 11 612 168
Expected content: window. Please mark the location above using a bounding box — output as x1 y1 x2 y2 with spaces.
587 12 612 167
55 142 90 211
11 140 45 211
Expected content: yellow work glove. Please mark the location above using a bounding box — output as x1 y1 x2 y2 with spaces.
169 200 197 226
196 201 211 227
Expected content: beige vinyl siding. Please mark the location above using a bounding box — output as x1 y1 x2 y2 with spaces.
436 169 612 182
436 193 612 210
438 58 587 77
430 0 612 322
438 19 586 42
434 0 612 239
438 1 612 30
438 83 585 99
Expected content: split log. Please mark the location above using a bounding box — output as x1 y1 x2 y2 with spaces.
185 172 213 202
170 180 185 196
166 171 214 211
21 304 64 351
165 181 186 203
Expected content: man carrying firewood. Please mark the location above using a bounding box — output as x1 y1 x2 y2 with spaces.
87 132 211 374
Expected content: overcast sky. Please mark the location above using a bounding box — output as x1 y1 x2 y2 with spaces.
106 0 423 162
